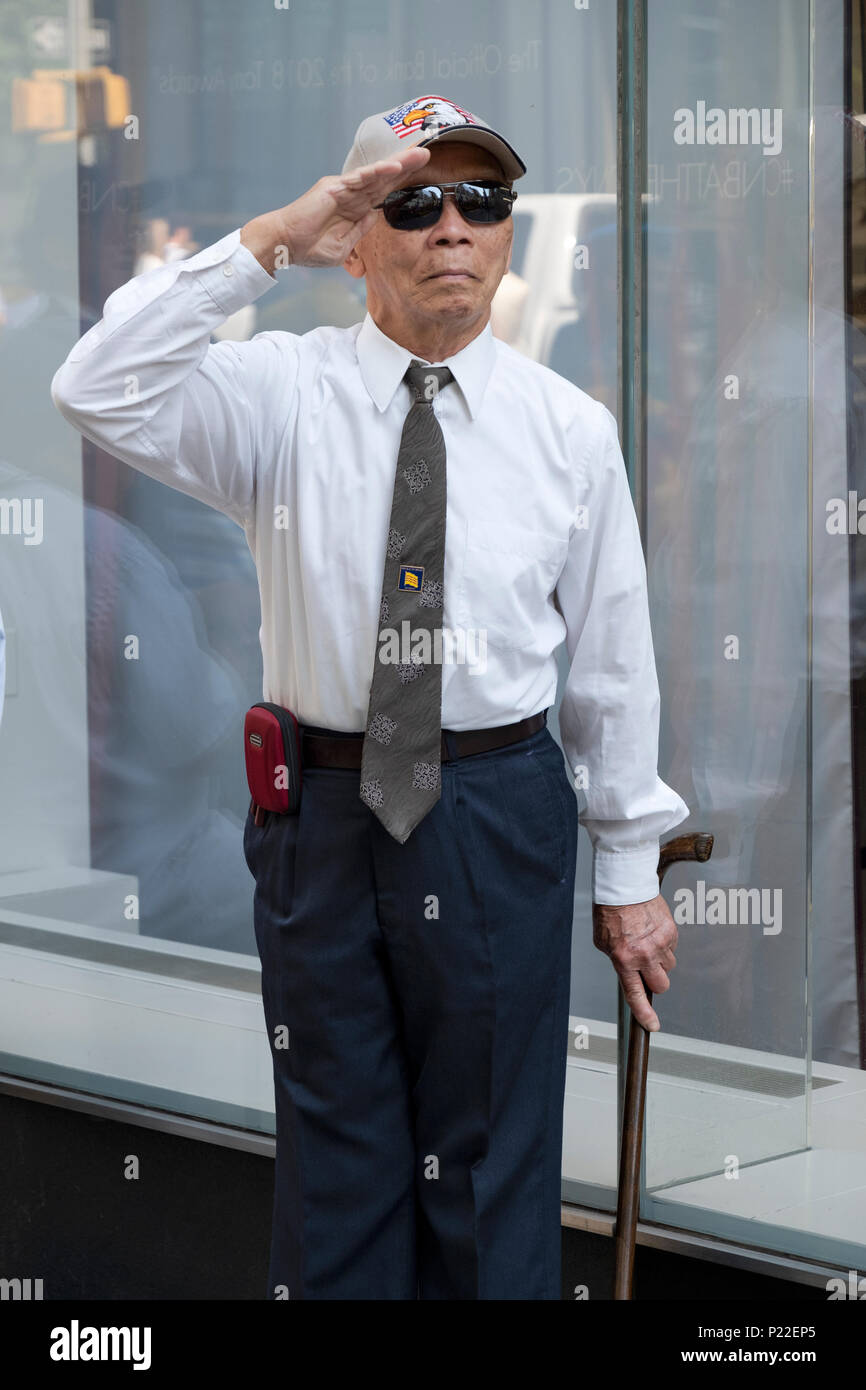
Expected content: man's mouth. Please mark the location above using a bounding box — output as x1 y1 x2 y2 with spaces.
426 270 476 280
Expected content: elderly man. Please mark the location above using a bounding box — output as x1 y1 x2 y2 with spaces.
52 94 688 1301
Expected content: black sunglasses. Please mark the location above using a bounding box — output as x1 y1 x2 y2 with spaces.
374 179 517 231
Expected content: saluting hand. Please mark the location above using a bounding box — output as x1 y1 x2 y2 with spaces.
240 145 432 275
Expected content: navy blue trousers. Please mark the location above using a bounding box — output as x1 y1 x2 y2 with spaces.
243 717 578 1300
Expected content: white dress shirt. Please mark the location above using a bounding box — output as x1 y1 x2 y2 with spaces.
51 226 689 903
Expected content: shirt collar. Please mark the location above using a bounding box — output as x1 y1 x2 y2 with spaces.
356 310 496 421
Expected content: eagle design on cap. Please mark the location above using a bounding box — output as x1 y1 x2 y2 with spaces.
385 95 478 139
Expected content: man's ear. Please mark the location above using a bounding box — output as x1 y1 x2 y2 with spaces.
343 243 366 280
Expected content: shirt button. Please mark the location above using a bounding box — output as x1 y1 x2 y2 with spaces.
222 263 234 277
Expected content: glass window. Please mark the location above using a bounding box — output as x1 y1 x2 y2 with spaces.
3 0 863 1278
0 0 621 1205
639 0 866 1275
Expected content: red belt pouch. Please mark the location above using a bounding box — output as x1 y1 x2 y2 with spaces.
244 703 303 824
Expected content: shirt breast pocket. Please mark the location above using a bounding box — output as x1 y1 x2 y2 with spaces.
456 519 569 653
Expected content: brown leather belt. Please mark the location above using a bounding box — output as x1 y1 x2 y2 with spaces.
300 711 547 770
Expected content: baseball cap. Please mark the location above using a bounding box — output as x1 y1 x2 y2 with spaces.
342 94 527 182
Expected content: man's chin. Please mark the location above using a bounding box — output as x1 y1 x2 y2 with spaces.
420 281 484 314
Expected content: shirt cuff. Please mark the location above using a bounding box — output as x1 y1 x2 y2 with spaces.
592 843 661 905
178 227 278 316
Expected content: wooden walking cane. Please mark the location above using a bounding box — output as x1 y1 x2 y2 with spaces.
612 831 714 1300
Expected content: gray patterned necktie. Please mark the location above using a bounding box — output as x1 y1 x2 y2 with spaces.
359 359 455 842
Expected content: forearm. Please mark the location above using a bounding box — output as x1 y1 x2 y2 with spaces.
50 228 279 521
52 230 273 429
561 623 689 904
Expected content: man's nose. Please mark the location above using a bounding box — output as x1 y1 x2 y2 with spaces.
431 194 473 240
